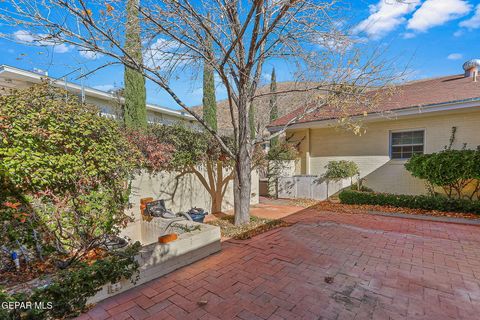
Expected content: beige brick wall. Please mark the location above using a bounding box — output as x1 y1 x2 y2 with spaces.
287 108 480 195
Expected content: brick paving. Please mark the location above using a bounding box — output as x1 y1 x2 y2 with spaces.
78 208 480 320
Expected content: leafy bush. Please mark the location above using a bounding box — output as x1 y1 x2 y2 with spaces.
349 184 374 192
0 83 163 319
339 189 480 214
324 160 359 182
0 82 141 272
405 150 480 200
150 123 233 169
1 242 140 319
265 142 298 198
266 142 298 161
125 129 174 172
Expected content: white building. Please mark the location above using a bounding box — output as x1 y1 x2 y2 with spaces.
0 64 197 127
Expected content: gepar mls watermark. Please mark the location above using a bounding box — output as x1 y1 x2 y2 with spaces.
1 301 53 310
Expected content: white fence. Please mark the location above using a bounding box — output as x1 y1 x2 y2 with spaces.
277 175 349 200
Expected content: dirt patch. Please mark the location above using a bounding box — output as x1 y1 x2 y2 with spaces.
206 215 291 240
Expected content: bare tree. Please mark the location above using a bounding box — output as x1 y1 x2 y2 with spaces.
1 0 399 225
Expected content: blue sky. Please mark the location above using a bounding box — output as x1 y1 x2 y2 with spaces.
0 0 479 110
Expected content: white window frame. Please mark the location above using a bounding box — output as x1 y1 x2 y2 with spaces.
389 129 425 160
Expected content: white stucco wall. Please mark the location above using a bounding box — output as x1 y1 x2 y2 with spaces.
128 169 259 220
287 108 480 195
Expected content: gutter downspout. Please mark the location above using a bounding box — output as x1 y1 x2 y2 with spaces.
305 128 311 175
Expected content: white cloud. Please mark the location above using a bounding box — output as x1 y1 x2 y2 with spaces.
261 72 271 82
459 4 480 29
13 30 72 53
13 30 36 42
447 53 463 60
453 29 464 37
53 44 71 53
353 0 420 39
402 32 416 39
407 0 471 32
93 84 115 92
79 50 103 60
144 38 191 70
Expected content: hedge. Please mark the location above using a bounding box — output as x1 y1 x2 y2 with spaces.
338 189 480 214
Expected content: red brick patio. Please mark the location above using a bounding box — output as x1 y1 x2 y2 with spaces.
78 208 480 320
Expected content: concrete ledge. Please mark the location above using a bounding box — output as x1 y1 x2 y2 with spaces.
88 219 221 304
367 210 480 226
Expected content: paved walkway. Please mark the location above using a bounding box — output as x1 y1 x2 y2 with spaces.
79 208 480 320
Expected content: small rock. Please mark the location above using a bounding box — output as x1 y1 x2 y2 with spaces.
197 300 208 306
324 276 334 284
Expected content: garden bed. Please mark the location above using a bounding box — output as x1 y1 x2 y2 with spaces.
314 200 480 220
207 215 291 240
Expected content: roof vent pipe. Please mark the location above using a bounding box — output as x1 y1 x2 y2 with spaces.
463 59 480 78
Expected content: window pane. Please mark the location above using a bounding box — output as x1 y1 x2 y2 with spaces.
392 136 401 145
390 130 424 159
412 132 424 144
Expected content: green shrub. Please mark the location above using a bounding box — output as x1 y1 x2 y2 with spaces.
150 123 234 169
266 142 298 198
0 82 140 259
405 150 480 200
0 242 140 319
338 189 480 214
324 160 359 182
0 83 153 320
349 184 374 193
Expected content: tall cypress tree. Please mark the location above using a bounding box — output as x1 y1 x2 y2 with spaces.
269 68 278 147
124 0 147 129
249 103 256 139
202 26 217 131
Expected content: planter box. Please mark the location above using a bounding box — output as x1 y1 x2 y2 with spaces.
6 218 221 304
88 218 221 303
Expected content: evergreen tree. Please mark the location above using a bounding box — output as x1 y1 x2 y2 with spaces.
202 26 217 131
249 103 256 139
124 0 147 129
269 68 278 147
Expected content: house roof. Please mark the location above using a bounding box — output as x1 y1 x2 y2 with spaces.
268 74 480 129
0 64 195 121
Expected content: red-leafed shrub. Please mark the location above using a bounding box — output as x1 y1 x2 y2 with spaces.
125 129 175 172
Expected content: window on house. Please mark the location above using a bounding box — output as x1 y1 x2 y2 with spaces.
390 130 424 159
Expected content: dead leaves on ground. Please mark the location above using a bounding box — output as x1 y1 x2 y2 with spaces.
313 201 480 220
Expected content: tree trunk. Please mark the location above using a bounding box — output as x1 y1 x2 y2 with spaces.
211 189 223 214
233 155 252 226
234 96 252 226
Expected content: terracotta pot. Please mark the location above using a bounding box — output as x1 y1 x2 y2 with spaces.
158 233 178 244
140 197 154 205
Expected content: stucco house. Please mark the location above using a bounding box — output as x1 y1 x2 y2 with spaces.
267 60 480 197
0 64 197 127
